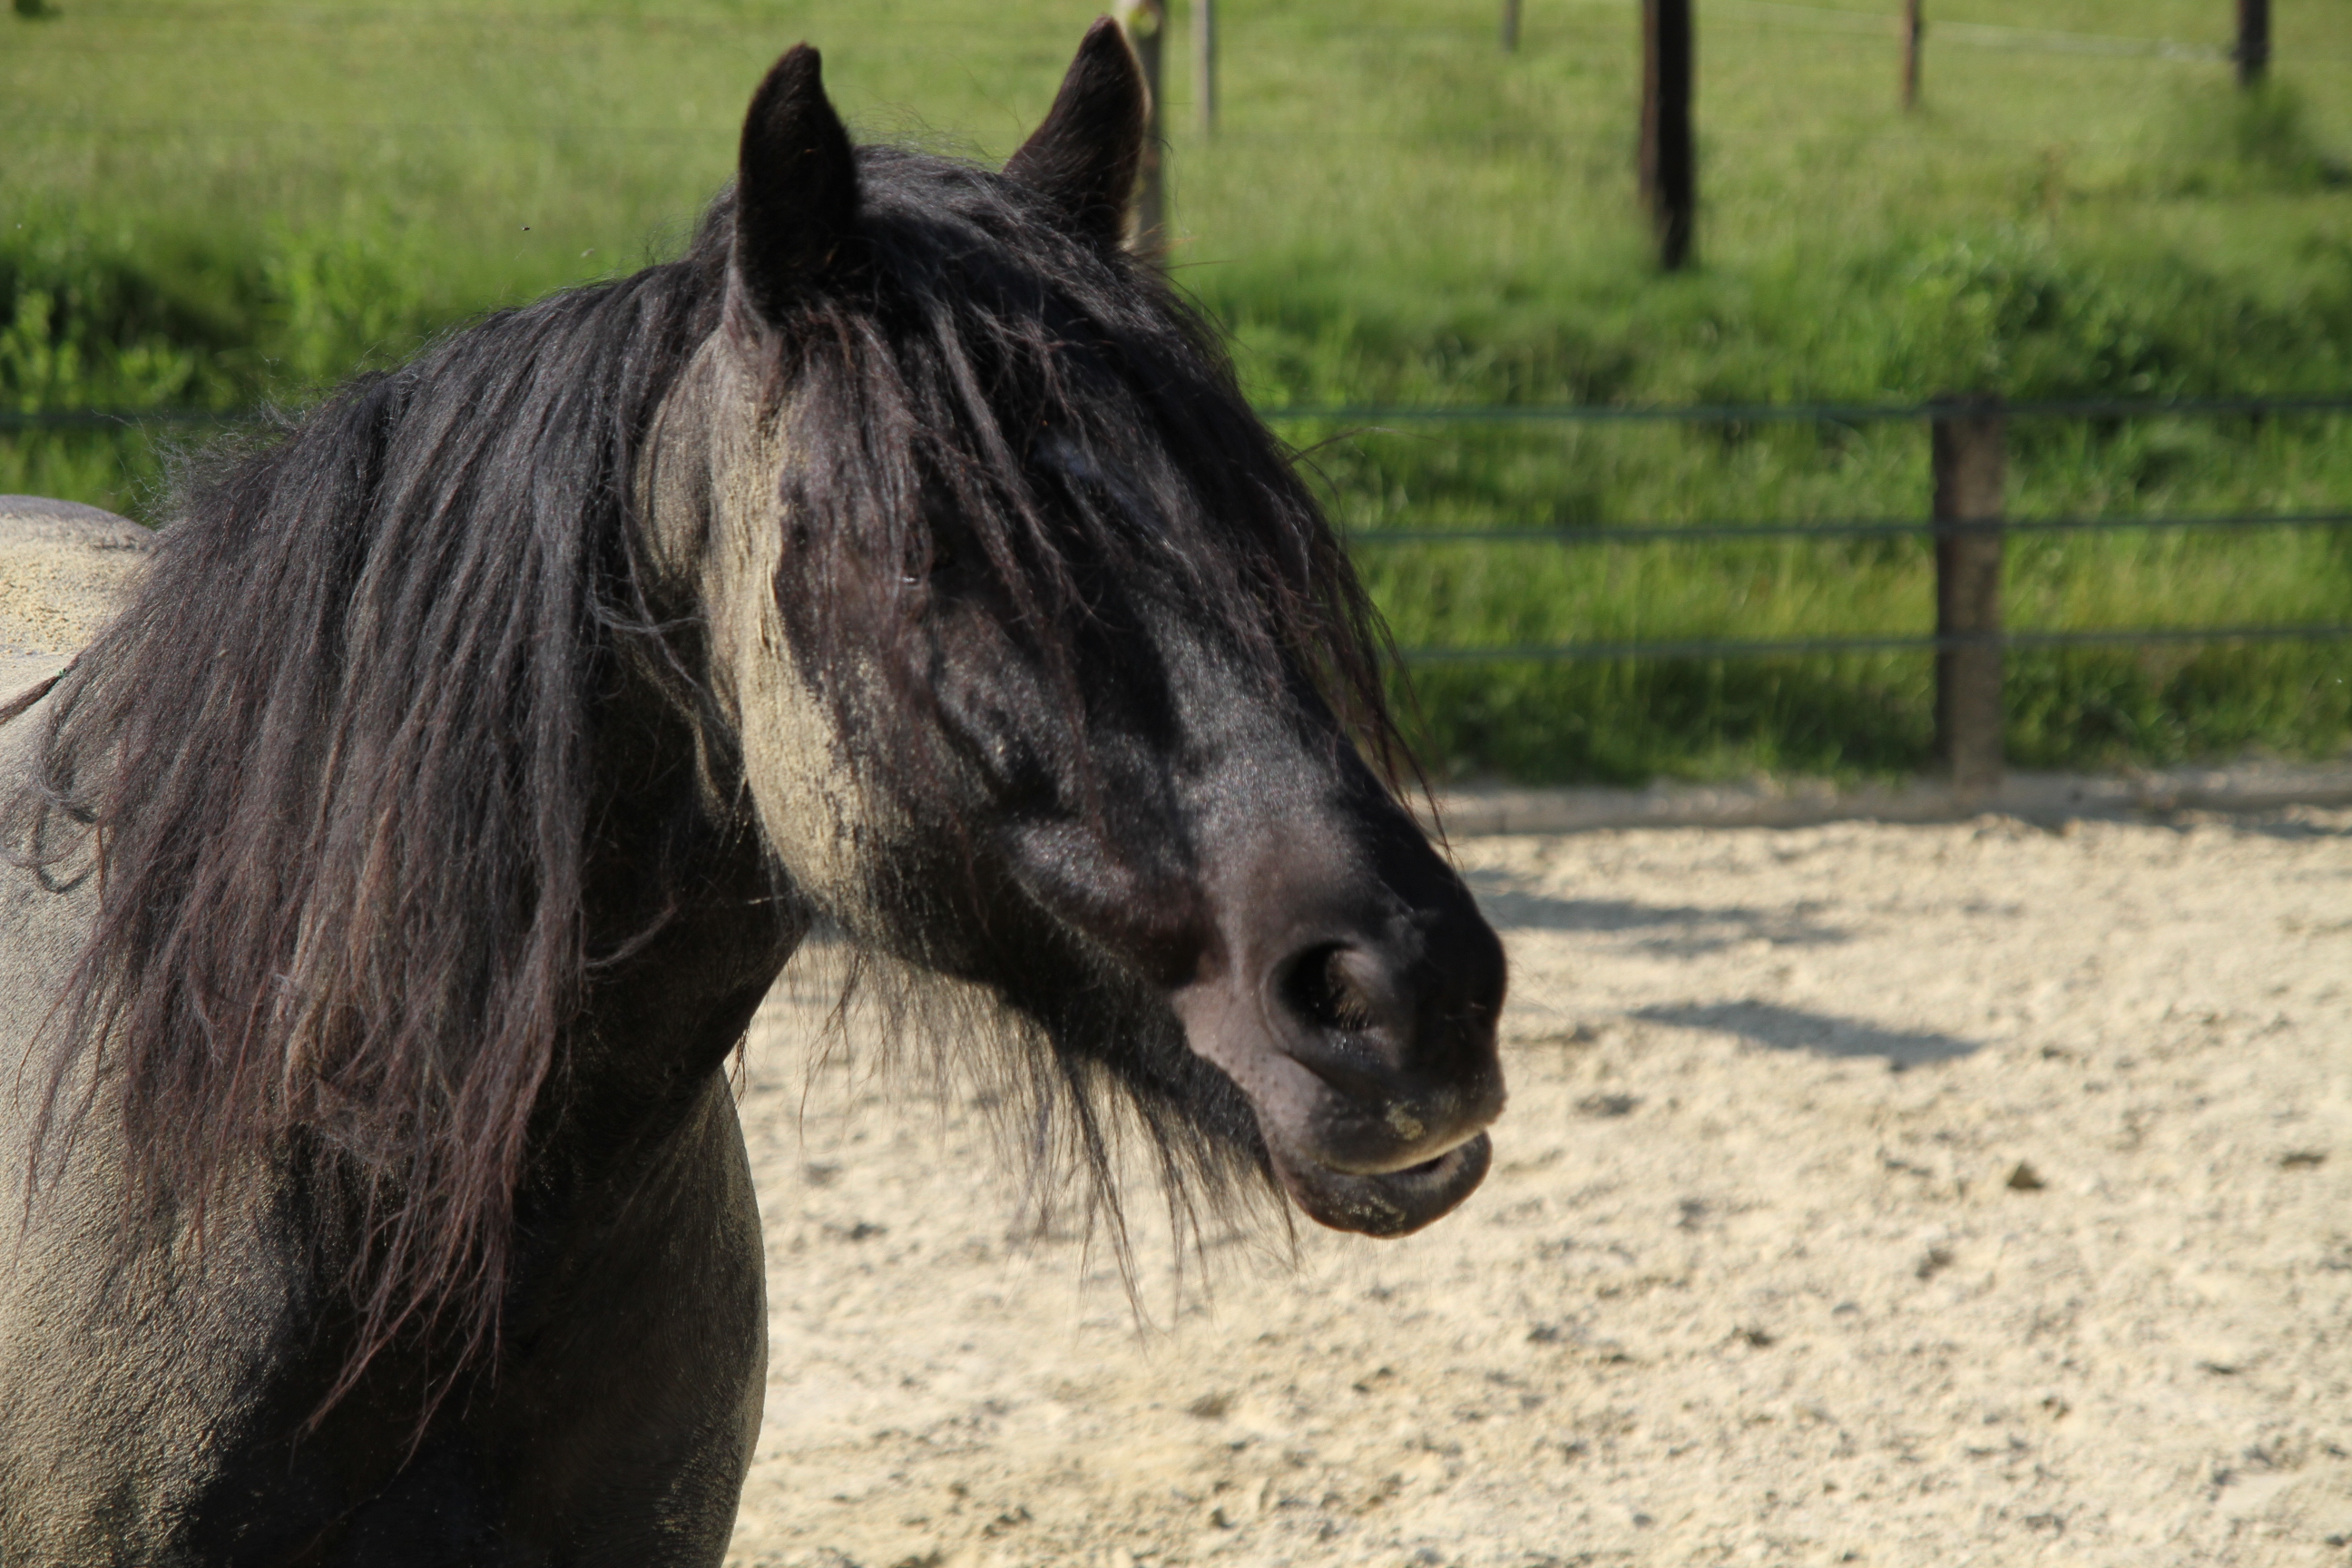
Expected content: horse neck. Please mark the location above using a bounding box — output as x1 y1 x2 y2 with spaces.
540 671 800 1181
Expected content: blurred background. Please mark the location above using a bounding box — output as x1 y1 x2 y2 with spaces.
5 0 2349 784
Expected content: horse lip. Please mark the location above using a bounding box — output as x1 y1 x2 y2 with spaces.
1269 1068 1504 1176
1264 1130 1494 1238
1312 1109 1491 1176
1165 956 1503 1235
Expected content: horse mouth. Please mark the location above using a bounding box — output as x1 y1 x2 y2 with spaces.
1263 1129 1493 1238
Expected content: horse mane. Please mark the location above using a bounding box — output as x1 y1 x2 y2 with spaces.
15 139 1405 1408
18 213 731 1397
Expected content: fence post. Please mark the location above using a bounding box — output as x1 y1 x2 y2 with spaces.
1639 0 1696 271
1900 0 1923 109
1112 0 1168 256
1501 0 1521 53
1193 0 1217 136
1931 397 2005 798
2236 0 2269 87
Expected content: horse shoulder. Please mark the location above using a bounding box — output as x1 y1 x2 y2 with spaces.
0 495 139 1202
0 495 150 1193
0 497 270 1562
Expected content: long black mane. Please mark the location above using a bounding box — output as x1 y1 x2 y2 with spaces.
20 220 727 1392
17 142 1401 1398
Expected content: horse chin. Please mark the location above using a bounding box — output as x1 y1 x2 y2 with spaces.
1163 969 1504 1239
1261 1128 1493 1238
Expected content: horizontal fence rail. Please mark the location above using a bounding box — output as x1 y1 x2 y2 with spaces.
1400 624 2352 666
1345 511 2352 545
1267 393 2350 795
10 394 2352 433
0 408 253 430
1263 395 2352 425
8 391 2347 793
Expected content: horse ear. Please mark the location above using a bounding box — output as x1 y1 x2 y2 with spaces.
734 44 860 323
1004 18 1149 248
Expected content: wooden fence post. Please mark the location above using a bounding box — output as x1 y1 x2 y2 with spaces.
1501 0 1522 53
1931 398 2006 797
1901 0 1923 110
2236 0 2269 87
1639 0 1696 271
1193 0 1217 136
1113 0 1168 256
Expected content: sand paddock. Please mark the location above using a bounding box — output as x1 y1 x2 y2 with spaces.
727 809 2351 1568
1 497 2339 1565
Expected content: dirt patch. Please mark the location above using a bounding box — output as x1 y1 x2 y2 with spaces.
0 498 151 661
728 810 2352 1568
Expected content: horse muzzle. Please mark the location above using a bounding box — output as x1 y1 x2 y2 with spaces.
1173 912 1507 1238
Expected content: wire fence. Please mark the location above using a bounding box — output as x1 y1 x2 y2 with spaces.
7 390 2349 782
1399 623 2352 666
1342 510 2352 546
13 1 2324 66
14 392 2351 434
1254 396 2352 664
1261 395 2352 425
1269 392 2352 786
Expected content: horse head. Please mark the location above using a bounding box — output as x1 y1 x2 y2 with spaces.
642 24 1505 1238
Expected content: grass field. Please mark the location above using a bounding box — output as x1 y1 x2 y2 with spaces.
5 0 2351 781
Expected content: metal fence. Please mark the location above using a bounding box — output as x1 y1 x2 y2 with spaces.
10 392 2352 790
1260 393 2352 792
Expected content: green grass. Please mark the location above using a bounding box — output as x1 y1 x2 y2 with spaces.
5 0 2351 781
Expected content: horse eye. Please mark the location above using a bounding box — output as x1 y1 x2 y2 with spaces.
900 537 956 589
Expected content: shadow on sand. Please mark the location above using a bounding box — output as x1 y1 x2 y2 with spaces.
1630 1000 1981 1068
1463 872 1851 958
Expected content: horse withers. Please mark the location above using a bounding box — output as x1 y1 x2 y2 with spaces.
0 23 1504 1563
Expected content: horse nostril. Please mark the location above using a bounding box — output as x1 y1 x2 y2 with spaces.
1279 942 1374 1036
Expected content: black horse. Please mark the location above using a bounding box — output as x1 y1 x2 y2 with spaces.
0 24 1504 1563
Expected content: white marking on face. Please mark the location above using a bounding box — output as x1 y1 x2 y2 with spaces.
642 338 888 921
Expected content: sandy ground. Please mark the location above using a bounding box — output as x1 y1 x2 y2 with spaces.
0 497 152 661
1 500 2340 1564
724 808 2352 1568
